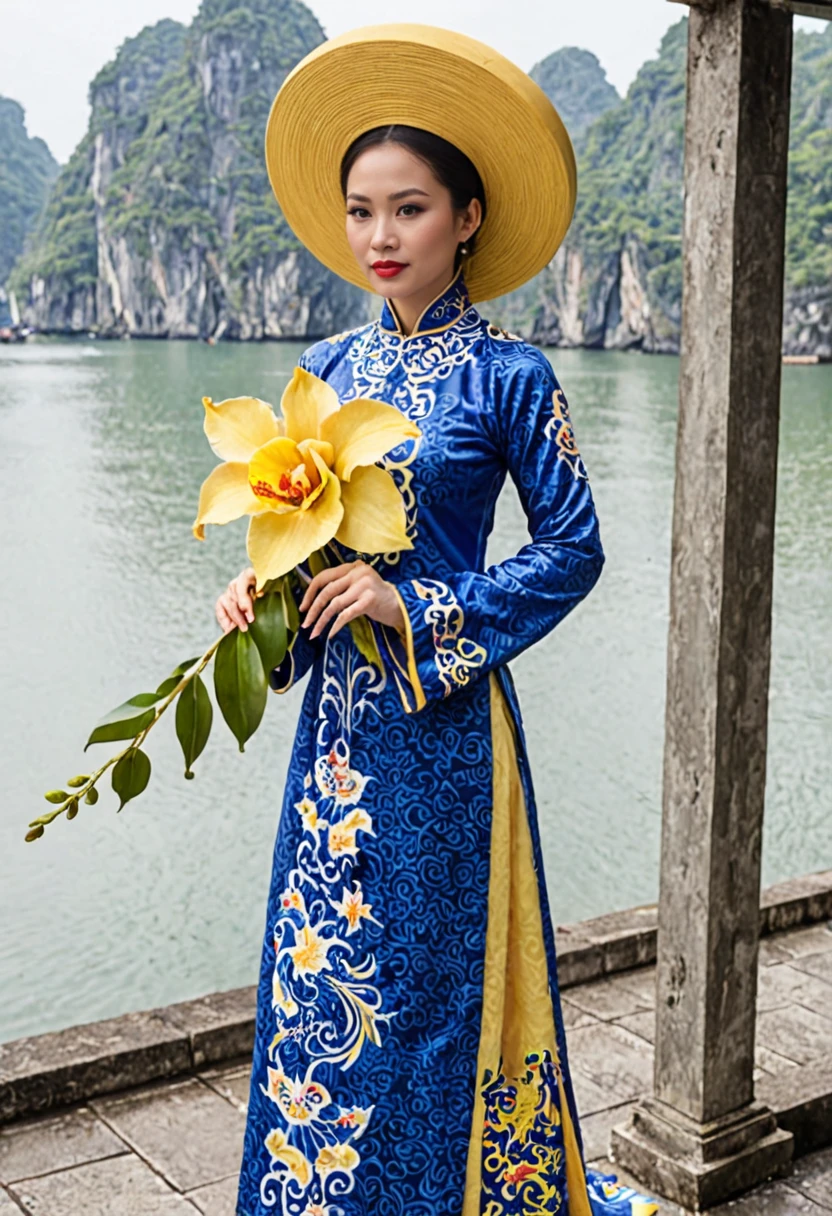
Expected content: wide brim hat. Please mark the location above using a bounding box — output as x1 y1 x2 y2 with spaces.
264 23 577 304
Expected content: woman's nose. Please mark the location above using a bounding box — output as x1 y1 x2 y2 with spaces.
370 220 398 252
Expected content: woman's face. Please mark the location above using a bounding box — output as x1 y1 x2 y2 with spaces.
344 142 481 305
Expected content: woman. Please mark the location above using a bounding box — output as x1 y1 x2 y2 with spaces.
220 25 659 1216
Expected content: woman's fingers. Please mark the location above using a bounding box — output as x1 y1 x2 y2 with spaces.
327 592 373 639
302 564 363 629
216 600 235 635
235 568 256 623
299 561 360 614
309 583 363 639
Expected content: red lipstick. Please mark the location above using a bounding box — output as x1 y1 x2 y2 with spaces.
372 260 408 279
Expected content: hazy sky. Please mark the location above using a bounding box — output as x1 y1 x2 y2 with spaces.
1 0 823 164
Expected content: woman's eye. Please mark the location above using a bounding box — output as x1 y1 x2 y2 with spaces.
399 204 423 217
347 207 370 219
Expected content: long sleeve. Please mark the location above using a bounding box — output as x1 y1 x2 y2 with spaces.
376 354 605 714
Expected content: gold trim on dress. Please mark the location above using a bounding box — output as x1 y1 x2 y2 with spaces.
382 267 468 342
463 673 592 1216
389 584 427 713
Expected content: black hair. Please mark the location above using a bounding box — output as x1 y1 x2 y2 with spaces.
339 124 487 265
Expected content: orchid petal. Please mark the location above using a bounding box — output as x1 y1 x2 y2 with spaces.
202 396 282 463
334 464 413 553
192 462 261 539
281 366 340 443
247 475 343 589
320 398 421 481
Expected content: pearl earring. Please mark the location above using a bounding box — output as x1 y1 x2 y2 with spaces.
460 243 469 256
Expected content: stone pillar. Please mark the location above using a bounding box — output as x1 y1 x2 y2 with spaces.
610 1 795 1209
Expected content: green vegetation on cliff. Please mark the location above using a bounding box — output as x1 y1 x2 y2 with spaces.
527 17 830 322
0 98 57 285
107 0 321 274
10 18 187 296
530 47 620 143
569 20 687 300
787 22 832 288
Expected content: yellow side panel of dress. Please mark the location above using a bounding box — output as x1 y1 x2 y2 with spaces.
463 673 592 1216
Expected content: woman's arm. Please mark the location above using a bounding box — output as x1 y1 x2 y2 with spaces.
378 354 605 713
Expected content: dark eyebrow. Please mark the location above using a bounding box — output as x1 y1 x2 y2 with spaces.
346 188 430 203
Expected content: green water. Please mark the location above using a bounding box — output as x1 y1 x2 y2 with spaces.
1 336 829 1044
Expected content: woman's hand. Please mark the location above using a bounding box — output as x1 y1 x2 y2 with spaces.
300 559 406 641
216 566 257 634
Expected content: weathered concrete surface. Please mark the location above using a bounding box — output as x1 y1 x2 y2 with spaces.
1 918 830 1214
2 876 830 1128
612 0 801 1208
0 1008 191 1125
0 987 255 1124
92 1078 246 1192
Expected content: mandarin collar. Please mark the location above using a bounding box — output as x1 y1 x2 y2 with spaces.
379 269 473 338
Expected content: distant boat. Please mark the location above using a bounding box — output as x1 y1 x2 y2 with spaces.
0 326 26 344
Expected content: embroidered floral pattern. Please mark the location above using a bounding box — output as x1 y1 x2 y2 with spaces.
544 388 588 480
481 1049 568 1215
412 578 488 695
259 744 395 1213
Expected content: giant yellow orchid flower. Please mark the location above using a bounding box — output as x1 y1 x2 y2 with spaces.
193 367 421 589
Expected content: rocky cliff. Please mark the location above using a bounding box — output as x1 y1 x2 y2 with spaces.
492 18 832 358
11 1 369 339
0 98 57 323
530 47 620 144
10 12 831 354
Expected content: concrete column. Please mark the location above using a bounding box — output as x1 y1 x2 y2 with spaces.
610 1 795 1209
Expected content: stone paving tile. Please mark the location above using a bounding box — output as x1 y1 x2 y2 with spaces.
759 935 798 966
611 1009 656 1044
755 1044 802 1075
757 1003 832 1066
561 998 601 1030
570 1067 617 1118
568 1021 654 1106
93 1077 245 1193
761 923 832 963
791 950 832 987
0 1106 126 1184
186 1173 239 1215
757 963 832 1018
789 1144 832 1209
198 1064 251 1114
561 969 657 1022
9 1153 198 1214
708 1180 831 1214
577 1100 634 1163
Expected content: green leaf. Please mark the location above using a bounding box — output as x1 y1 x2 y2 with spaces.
214 628 267 753
281 577 300 633
44 789 69 804
66 800 79 820
112 746 151 811
84 787 99 805
349 614 383 670
249 592 287 674
156 657 201 697
175 673 213 777
85 692 163 751
25 825 45 842
67 775 90 787
307 547 329 577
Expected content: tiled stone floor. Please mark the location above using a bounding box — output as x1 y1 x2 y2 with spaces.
2 919 831 1214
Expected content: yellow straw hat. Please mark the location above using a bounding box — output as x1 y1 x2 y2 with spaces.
264 24 577 304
